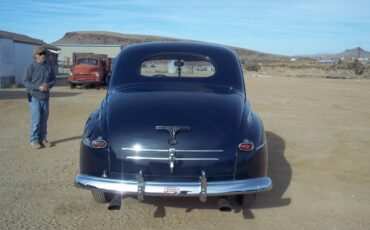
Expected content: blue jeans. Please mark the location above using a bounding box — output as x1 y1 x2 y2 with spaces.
29 97 49 143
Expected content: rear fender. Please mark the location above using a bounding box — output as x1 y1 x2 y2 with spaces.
235 111 268 179
80 104 109 176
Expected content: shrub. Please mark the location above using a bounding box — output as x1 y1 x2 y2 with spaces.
245 63 261 72
354 59 365 75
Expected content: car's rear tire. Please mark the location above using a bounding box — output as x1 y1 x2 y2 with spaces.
70 83 76 89
91 190 113 203
236 193 257 208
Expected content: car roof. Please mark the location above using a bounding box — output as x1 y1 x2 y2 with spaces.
110 41 245 94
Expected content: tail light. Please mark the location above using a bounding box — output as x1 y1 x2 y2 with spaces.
238 139 254 151
91 139 107 149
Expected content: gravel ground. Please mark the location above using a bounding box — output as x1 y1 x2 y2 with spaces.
0 77 369 230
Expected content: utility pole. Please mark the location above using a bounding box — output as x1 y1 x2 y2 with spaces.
357 47 360 59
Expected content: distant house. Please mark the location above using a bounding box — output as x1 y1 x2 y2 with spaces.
0 30 59 88
316 59 336 65
358 57 369 64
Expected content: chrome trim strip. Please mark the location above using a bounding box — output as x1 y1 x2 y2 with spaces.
176 149 224 153
256 141 267 151
121 148 168 152
127 157 168 160
75 174 272 197
121 148 224 153
126 156 219 161
177 158 219 161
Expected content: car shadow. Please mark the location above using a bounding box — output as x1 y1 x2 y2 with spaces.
117 131 291 219
250 131 291 207
234 131 292 218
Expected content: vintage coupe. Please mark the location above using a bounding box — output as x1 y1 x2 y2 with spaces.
75 42 272 211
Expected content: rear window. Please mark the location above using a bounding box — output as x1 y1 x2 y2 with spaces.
140 54 215 78
77 58 98 65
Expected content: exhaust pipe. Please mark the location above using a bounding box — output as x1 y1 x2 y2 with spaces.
217 197 232 212
108 194 122 210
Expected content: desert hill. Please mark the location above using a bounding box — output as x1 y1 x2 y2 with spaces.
334 47 370 59
52 31 289 62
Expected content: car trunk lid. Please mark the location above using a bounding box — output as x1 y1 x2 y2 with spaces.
107 88 245 179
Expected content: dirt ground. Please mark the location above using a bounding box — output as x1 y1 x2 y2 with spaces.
0 76 369 230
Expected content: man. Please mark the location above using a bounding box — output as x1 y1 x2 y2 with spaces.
23 46 56 149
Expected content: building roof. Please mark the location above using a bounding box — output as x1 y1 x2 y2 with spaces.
0 30 59 50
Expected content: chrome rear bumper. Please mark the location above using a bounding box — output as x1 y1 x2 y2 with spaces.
75 173 272 202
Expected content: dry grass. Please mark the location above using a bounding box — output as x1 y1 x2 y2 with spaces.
243 63 370 79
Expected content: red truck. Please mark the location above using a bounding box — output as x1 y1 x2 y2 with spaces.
68 53 112 88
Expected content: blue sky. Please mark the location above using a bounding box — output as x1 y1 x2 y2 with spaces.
1 0 369 56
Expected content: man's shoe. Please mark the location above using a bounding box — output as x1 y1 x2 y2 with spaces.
30 141 42 149
41 140 53 147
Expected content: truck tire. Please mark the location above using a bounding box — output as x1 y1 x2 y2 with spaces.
236 193 257 208
91 190 113 203
70 83 76 89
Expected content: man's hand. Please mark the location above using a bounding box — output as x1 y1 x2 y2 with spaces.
38 83 49 92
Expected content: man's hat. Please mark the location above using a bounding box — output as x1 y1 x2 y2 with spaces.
33 46 47 54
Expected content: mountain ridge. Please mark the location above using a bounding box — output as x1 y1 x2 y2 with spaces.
52 31 289 61
334 47 370 58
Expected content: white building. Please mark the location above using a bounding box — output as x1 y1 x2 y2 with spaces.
55 44 123 67
0 30 59 88
316 59 336 65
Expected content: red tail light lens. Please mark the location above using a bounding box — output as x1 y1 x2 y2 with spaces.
91 139 107 149
238 140 254 151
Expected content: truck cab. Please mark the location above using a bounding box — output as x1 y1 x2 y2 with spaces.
68 53 111 88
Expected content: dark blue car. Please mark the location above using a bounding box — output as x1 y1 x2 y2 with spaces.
75 42 272 211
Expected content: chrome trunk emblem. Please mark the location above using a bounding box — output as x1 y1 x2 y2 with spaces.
156 126 191 145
